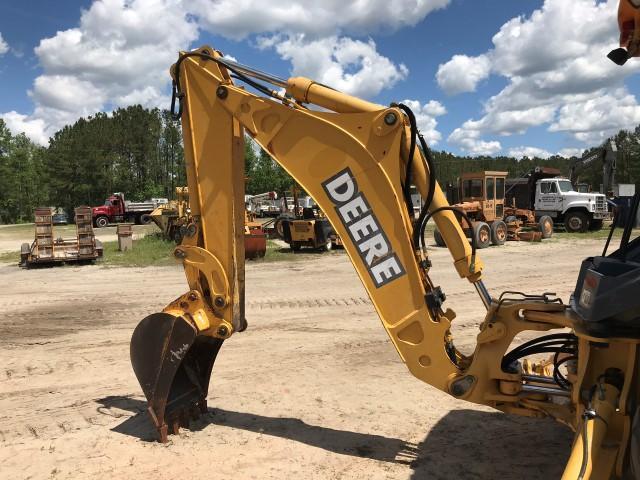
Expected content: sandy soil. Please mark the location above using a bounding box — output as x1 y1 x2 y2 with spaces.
0 237 603 479
0 224 158 254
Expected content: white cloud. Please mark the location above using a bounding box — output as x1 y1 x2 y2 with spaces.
400 99 446 145
489 0 614 78
508 146 552 159
262 35 408 99
31 75 107 113
436 54 491 95
448 127 501 156
5 0 449 145
440 0 640 151
0 33 8 56
550 88 640 143
2 0 199 144
459 104 557 137
190 0 450 39
1 112 49 146
558 148 584 158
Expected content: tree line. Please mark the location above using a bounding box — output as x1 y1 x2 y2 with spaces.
0 106 184 224
1 105 639 224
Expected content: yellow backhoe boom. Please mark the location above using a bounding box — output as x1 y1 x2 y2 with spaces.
129 43 639 479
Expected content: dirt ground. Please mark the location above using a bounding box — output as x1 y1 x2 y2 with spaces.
0 236 604 479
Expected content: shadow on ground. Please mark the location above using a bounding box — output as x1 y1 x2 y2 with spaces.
97 396 572 479
409 409 572 480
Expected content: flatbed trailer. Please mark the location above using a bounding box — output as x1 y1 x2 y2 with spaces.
20 207 103 267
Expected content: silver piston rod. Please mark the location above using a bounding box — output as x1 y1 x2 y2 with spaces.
474 280 492 310
216 56 288 88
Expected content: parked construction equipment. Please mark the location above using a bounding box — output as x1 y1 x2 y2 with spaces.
149 187 190 243
129 32 640 478
278 184 340 252
244 211 267 259
245 191 278 217
92 193 168 228
572 140 618 196
20 206 103 267
150 186 266 257
506 167 609 232
433 171 552 248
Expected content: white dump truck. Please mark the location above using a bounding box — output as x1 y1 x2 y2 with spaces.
506 167 609 233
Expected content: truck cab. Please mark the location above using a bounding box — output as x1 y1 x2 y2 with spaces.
459 171 506 222
92 193 168 227
92 194 127 227
534 178 608 232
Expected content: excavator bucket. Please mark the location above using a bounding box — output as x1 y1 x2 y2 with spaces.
130 312 223 442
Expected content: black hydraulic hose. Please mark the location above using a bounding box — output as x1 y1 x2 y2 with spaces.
620 192 640 261
502 347 577 372
504 340 577 362
602 208 619 257
420 206 478 273
503 344 577 363
504 333 576 354
501 333 577 370
413 134 437 248
395 103 418 222
553 354 577 390
171 51 278 120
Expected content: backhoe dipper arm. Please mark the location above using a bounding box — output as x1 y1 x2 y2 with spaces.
173 46 483 376
130 46 569 443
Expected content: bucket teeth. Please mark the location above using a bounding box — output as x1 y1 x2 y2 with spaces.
130 312 224 442
157 400 207 441
158 424 168 443
170 419 180 436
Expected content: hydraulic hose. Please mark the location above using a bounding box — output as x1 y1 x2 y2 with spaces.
420 206 478 273
395 103 418 222
413 134 437 249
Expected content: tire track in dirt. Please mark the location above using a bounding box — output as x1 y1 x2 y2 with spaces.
247 296 372 310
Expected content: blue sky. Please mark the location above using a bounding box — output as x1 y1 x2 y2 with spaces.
1 0 639 158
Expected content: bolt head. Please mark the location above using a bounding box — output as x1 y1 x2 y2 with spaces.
384 112 397 125
216 86 228 99
188 292 198 302
214 296 226 308
451 384 464 396
217 325 228 337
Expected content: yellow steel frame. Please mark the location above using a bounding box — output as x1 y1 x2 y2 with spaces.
156 46 638 478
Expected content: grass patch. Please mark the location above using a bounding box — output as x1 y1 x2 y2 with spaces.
0 223 36 234
101 233 177 267
260 240 296 262
100 236 332 267
0 250 20 264
552 225 636 242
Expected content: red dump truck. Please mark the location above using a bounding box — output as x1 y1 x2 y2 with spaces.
92 193 168 228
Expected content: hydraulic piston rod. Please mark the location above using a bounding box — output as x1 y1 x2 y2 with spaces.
215 56 288 88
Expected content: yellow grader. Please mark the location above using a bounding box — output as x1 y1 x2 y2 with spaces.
433 171 553 248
